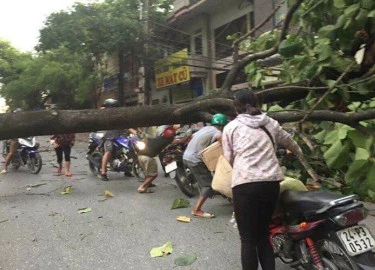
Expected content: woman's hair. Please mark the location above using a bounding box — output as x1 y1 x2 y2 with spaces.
233 89 262 115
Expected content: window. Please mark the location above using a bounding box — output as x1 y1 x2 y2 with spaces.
214 14 250 59
193 31 203 55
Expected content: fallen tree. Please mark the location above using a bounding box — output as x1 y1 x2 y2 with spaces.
1 98 374 140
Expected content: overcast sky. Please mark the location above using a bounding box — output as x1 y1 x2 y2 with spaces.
0 0 98 52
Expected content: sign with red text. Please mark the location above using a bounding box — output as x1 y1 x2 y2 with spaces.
154 49 190 89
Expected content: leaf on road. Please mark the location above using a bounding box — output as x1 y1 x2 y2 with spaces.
150 241 173 258
78 208 92 214
174 253 197 266
26 183 47 188
60 186 73 195
104 190 114 197
171 198 190 209
176 216 191 223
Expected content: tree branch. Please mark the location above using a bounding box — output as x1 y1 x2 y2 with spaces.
221 0 304 92
232 2 283 61
299 63 356 124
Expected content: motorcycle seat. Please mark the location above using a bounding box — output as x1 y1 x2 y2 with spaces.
280 190 352 217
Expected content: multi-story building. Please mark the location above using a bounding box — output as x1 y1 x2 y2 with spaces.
148 0 284 105
100 0 284 106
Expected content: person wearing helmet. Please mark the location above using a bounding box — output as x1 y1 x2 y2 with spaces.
101 98 119 109
100 98 137 181
183 113 228 218
156 124 192 177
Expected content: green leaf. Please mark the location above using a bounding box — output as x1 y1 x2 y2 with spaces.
268 104 283 112
333 0 346 8
337 125 353 140
323 130 339 145
355 9 368 26
362 0 374 10
348 130 374 150
345 160 369 184
255 72 263 87
78 207 92 214
344 4 360 17
355 148 370 160
368 10 375 17
278 39 303 58
323 140 349 168
314 130 327 142
171 199 190 209
60 186 73 195
318 45 332 62
174 253 197 266
343 19 353 30
368 190 375 201
318 25 337 37
150 241 173 258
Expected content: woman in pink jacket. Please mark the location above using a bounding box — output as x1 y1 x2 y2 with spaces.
222 89 318 270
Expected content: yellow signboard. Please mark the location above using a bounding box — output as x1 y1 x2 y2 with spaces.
155 49 190 89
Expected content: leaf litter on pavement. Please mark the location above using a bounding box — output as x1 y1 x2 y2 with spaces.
60 186 73 195
98 190 114 202
176 216 191 223
171 198 190 209
78 208 92 214
104 190 114 197
150 241 173 258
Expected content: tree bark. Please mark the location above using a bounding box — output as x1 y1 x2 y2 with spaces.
1 99 374 140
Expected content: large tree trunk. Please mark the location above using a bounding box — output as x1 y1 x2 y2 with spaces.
1 98 374 140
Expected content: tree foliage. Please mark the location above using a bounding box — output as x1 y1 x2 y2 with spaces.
237 0 375 200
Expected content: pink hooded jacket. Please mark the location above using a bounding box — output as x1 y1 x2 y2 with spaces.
222 113 295 188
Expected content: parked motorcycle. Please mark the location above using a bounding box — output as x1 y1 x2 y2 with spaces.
270 190 375 269
2 137 42 174
86 132 144 178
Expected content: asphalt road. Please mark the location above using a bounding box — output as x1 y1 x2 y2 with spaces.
0 136 374 270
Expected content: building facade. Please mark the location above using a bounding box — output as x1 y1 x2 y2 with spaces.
100 0 283 106
147 0 282 105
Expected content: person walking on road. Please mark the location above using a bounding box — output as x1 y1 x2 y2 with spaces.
50 133 75 177
183 113 228 219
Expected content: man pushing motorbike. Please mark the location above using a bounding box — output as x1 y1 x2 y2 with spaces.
100 99 137 181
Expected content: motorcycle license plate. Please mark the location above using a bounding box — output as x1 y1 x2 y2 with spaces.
165 161 177 174
337 225 375 256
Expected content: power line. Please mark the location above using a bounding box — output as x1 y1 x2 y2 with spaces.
146 40 235 69
147 34 235 65
148 19 235 51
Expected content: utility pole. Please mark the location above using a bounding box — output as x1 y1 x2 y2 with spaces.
143 0 151 105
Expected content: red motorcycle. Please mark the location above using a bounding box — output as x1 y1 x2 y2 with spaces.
269 190 375 269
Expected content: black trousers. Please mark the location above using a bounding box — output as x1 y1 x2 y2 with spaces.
232 181 280 270
55 146 72 164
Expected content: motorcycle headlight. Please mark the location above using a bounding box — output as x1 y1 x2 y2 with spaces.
136 141 146 150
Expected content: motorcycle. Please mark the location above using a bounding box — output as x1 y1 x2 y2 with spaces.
86 132 144 178
160 141 199 198
270 190 375 269
2 137 42 174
